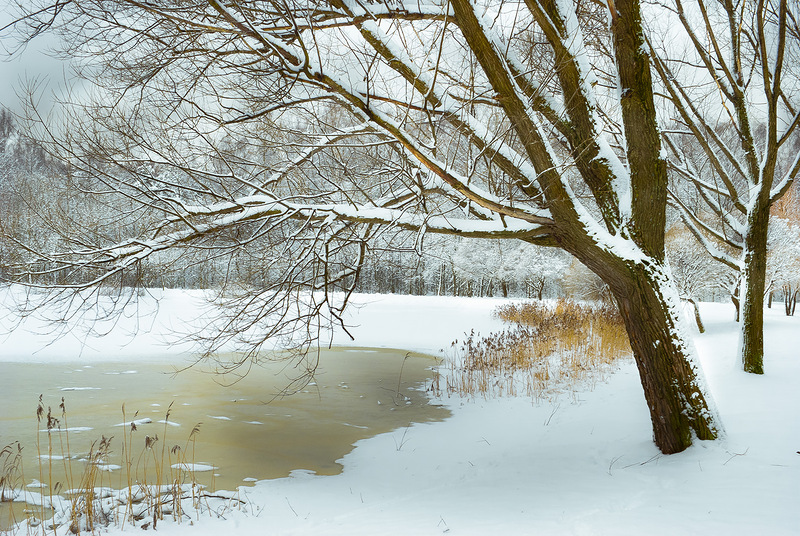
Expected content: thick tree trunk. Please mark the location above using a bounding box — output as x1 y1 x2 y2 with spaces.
590 259 720 453
603 1 717 451
457 0 720 454
739 205 770 375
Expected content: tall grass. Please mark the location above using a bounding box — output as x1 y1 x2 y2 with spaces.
432 299 632 400
0 443 25 531
1 400 239 536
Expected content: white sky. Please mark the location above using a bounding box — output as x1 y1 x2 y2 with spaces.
0 1 71 114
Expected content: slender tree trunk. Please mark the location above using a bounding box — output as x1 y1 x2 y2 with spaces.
786 286 798 316
784 286 790 315
739 204 770 375
686 298 705 333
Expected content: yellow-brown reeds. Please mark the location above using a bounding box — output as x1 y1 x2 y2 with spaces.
438 299 632 400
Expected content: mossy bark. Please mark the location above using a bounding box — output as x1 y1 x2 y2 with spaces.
614 272 717 452
739 196 770 375
453 0 721 454
578 252 719 454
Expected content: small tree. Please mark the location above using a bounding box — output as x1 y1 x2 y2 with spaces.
649 0 800 373
767 218 800 315
665 223 730 332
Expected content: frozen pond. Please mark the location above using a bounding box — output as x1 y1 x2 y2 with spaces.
0 348 447 502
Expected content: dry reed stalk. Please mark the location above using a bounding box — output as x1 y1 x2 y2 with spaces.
56 398 78 532
442 299 632 400
34 396 46 527
4 398 222 535
120 404 136 529
188 423 200 513
45 408 58 536
1 442 26 530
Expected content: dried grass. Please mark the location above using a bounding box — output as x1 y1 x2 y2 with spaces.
2 401 239 536
430 299 632 401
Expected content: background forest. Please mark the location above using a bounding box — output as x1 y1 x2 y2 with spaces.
2 108 799 308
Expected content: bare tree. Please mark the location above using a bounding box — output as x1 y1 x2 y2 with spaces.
665 223 731 332
3 0 721 453
648 0 800 374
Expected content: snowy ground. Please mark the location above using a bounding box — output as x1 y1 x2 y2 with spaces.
1 290 798 535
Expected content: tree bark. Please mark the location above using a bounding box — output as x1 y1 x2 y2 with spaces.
598 261 719 453
785 286 798 317
564 0 719 453
686 298 705 333
739 202 770 375
563 233 719 453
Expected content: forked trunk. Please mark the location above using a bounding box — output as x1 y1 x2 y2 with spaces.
597 261 720 453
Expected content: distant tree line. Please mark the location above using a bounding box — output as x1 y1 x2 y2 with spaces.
3 108 800 309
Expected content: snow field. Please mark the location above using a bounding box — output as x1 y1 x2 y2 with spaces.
0 290 797 534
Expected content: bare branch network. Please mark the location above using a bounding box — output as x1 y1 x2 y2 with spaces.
11 0 796 452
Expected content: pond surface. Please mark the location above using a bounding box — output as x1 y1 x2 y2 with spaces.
0 348 447 507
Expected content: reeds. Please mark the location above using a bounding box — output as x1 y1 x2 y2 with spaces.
0 442 25 531
1 398 235 536
432 299 632 400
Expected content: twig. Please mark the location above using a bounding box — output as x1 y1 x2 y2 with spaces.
622 453 661 469
544 403 560 426
723 447 749 465
394 425 412 451
607 455 623 475
285 497 298 517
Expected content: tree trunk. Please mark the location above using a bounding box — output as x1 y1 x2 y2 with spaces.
589 258 719 454
739 205 769 375
783 285 791 316
786 286 798 317
686 298 705 334
731 292 740 322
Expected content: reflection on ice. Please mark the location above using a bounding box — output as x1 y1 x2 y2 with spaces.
0 348 448 491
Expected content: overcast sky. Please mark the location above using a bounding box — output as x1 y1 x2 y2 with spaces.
1 2 72 115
